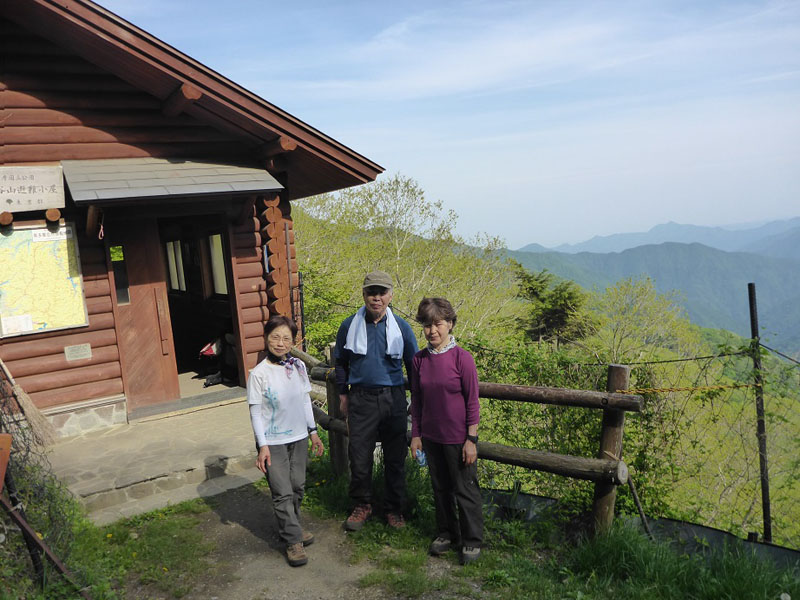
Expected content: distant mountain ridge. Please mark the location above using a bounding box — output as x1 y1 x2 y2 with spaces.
519 217 800 259
508 242 800 354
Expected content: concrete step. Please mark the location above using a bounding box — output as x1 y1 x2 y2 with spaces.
49 398 265 525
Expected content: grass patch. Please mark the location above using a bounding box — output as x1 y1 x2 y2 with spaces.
6 433 797 599
1 498 215 600
331 462 800 600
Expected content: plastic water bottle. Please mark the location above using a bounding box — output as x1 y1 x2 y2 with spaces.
415 449 427 467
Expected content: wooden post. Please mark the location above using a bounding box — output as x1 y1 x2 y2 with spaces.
324 343 349 477
592 364 630 534
748 282 772 542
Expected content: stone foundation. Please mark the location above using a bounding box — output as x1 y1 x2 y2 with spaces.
43 394 127 438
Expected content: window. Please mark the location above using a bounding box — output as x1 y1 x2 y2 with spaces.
165 241 186 291
208 234 228 295
109 245 130 304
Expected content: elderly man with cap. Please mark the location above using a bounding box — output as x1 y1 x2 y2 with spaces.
334 271 418 531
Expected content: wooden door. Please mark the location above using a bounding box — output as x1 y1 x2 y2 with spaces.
108 218 179 411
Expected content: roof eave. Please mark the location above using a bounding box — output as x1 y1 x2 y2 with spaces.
1 0 384 194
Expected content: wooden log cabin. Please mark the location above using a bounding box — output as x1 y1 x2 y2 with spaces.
0 0 382 436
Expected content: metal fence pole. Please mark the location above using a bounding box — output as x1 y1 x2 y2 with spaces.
748 282 772 542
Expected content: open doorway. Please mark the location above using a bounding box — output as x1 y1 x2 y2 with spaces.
159 216 242 402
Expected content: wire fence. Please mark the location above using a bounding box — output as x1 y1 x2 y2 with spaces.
648 348 799 549
467 344 800 550
0 364 83 591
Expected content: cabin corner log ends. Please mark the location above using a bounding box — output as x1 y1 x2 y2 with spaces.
300 353 642 531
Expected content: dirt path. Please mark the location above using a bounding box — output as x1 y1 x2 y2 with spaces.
128 484 393 600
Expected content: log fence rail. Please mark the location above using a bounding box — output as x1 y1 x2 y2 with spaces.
293 347 643 533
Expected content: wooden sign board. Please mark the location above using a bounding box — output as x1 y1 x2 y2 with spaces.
0 166 65 213
0 434 11 495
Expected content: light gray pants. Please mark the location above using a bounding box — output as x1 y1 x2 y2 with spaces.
264 438 308 545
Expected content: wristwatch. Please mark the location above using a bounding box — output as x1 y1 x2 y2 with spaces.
466 434 478 444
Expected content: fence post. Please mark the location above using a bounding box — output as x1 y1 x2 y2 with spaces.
592 364 630 534
748 282 772 542
324 343 349 477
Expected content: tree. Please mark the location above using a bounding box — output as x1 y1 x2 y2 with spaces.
292 174 521 354
513 263 597 344
589 276 700 363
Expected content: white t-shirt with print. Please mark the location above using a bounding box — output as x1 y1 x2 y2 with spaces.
247 359 315 447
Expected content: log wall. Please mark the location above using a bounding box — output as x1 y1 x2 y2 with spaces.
0 18 251 165
0 17 251 411
228 193 302 377
0 233 122 409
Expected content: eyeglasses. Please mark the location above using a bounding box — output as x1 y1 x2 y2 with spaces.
267 335 293 344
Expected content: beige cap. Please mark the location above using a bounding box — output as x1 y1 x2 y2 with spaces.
362 271 393 290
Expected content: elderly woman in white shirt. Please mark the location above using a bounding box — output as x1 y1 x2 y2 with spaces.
248 315 324 567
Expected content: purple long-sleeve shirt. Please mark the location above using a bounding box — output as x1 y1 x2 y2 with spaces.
410 345 480 444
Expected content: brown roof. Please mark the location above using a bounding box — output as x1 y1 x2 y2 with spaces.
0 0 383 200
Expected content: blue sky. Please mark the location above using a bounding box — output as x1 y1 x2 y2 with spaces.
101 0 800 248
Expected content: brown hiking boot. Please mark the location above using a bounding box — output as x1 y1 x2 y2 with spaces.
302 530 314 546
386 512 405 529
286 542 308 567
345 504 372 531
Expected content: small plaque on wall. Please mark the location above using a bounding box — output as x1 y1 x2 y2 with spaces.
64 343 92 361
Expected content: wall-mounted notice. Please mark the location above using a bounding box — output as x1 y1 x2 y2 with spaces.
0 166 65 213
64 343 92 361
0 221 88 338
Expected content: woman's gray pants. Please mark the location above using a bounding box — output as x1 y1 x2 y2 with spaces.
264 438 308 545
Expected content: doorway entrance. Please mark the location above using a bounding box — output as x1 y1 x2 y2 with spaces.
159 216 241 400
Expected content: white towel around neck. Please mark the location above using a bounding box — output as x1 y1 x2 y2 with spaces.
344 306 404 359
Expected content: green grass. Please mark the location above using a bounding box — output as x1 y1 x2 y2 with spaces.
1 499 215 600
305 454 800 600
4 433 798 599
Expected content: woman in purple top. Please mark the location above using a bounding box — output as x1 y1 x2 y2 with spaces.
410 297 483 565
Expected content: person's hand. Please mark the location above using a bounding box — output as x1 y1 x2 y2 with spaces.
256 445 271 473
339 394 349 417
310 432 324 457
410 436 423 461
462 439 477 465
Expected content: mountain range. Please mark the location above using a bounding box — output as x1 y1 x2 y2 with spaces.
519 217 800 259
511 218 800 354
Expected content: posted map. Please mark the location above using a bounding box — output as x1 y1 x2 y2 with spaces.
0 222 88 337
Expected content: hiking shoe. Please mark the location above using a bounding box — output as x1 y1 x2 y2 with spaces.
460 546 480 565
345 504 372 531
386 512 405 529
429 536 452 555
286 542 308 567
302 530 314 546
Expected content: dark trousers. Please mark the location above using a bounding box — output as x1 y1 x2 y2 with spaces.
264 438 308 545
423 439 484 547
347 385 407 512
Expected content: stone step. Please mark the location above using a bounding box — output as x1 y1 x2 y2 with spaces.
88 466 264 526
69 451 258 517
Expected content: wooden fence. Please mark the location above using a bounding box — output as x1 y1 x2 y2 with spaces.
291 348 643 533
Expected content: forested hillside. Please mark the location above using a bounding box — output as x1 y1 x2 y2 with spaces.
509 243 800 354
